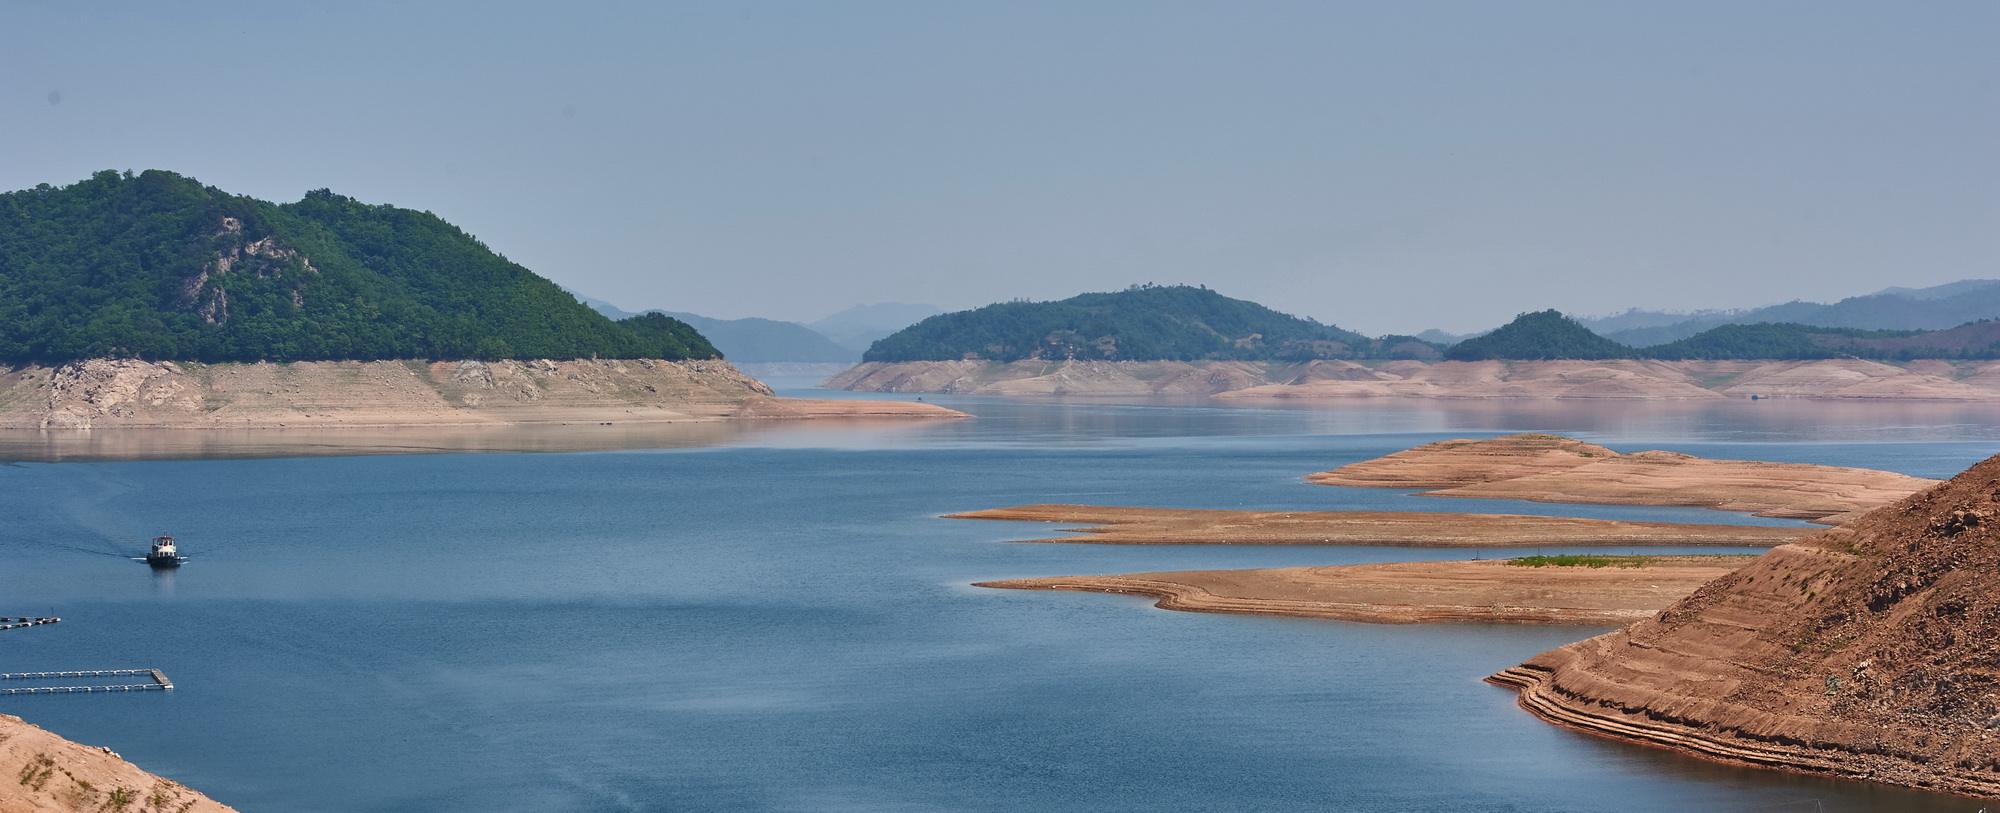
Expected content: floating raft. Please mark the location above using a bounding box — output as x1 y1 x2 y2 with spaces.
0 616 60 631
0 668 173 695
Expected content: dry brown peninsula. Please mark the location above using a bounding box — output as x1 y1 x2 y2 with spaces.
1310 433 1936 524
978 556 1757 625
947 504 1805 548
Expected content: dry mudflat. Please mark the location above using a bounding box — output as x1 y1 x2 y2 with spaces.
979 556 1757 625
948 504 1805 547
829 358 2000 400
0 714 235 813
962 434 1934 631
1310 433 1937 524
0 358 962 430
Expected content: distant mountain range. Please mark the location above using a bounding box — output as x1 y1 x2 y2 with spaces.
1576 279 2000 346
657 312 855 363
853 283 2000 364
809 303 944 354
576 297 942 363
1437 310 2000 362
863 285 1441 363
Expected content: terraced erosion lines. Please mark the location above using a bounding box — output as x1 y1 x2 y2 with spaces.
0 358 964 430
1309 434 1938 524
830 358 2000 400
947 504 1807 547
978 557 1758 625
1489 453 2000 798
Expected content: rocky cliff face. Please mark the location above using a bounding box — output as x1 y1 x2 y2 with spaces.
1491 453 2000 797
176 216 319 325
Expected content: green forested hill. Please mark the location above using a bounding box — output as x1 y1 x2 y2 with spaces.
0 170 717 363
1443 310 1630 361
1442 311 2000 361
863 285 1436 362
1647 321 2000 361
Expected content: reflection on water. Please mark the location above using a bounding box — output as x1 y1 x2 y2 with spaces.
0 419 865 462
2 394 1994 463
1029 395 2000 443
147 564 176 598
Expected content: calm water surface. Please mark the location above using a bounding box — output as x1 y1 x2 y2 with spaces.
0 390 1995 812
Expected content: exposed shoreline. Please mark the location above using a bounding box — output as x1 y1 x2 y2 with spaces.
829 358 2000 401
1311 433 1936 524
948 504 1806 547
1486 479 2000 797
979 556 1758 625
0 358 963 431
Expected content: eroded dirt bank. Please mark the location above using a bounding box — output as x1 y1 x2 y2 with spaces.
829 359 2000 400
979 556 1756 625
1490 453 2000 797
948 504 1805 547
1311 434 1936 524
0 358 962 429
0 714 235 812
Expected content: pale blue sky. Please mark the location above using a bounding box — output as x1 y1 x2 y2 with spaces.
5 1 1994 333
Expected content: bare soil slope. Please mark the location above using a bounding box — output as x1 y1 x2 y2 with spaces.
0 714 234 812
1490 453 2000 797
0 359 962 429
1311 434 1936 524
978 556 1755 625
830 359 2000 400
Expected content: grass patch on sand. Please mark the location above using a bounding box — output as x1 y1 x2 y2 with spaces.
1507 554 1651 569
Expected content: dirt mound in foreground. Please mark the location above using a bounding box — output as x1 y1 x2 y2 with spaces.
1491 452 2000 797
0 714 235 812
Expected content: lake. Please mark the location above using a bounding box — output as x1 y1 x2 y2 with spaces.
0 389 1994 812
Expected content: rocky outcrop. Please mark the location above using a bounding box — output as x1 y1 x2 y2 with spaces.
978 556 1757 625
0 359 962 429
828 359 2000 400
180 217 318 325
1490 453 2000 797
1311 434 1937 524
0 714 234 812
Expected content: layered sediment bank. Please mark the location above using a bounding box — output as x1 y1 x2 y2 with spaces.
1311 434 1936 524
0 714 235 812
829 358 2000 400
978 556 1755 625
0 358 962 430
947 504 1805 547
1489 454 2000 797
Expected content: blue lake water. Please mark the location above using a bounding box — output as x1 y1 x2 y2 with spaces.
1 391 1996 812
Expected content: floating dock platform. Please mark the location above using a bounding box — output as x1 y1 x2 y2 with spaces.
0 668 173 695
0 616 60 632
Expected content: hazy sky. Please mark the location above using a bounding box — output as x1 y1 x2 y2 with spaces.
5 1 1994 333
